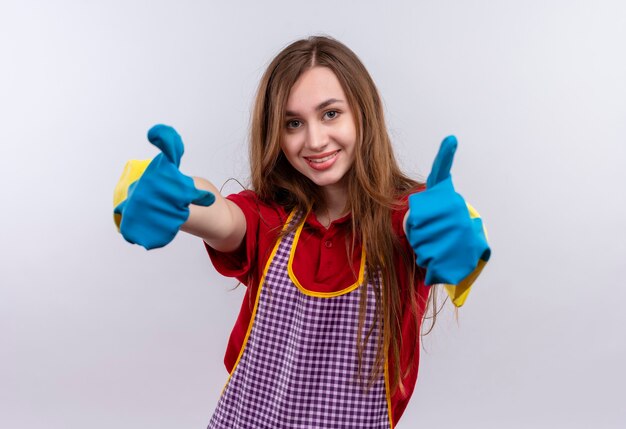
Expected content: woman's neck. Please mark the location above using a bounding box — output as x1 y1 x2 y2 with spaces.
316 184 349 228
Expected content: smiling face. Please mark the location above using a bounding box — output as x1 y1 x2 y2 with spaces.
280 66 357 194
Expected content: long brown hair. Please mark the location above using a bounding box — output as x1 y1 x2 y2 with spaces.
249 35 436 394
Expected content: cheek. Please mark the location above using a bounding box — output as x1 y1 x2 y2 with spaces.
338 117 357 144
279 135 290 153
339 126 357 152
279 139 299 166
281 133 303 156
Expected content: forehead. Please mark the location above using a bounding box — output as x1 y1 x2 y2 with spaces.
285 66 347 111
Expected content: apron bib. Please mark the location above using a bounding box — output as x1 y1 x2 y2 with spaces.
208 212 391 428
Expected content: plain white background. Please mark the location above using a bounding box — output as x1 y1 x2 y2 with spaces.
1 1 625 428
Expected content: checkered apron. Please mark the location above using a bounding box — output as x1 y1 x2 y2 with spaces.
208 212 391 429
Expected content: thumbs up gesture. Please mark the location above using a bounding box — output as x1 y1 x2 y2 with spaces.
405 136 491 289
113 124 215 250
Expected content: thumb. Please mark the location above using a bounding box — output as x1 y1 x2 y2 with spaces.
192 189 216 207
426 135 458 188
147 124 184 167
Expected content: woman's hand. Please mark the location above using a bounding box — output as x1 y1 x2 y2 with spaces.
113 124 215 250
404 136 491 288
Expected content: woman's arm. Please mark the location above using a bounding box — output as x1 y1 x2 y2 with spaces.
114 124 247 251
182 177 246 253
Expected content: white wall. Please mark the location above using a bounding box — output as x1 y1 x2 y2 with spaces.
1 1 625 428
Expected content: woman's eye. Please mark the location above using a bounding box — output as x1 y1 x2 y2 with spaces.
324 110 338 120
286 120 302 129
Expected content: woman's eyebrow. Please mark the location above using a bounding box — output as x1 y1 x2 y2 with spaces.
285 98 344 116
316 98 343 111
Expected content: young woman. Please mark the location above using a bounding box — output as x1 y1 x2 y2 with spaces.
113 36 490 428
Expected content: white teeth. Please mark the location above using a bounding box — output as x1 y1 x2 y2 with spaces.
308 152 338 163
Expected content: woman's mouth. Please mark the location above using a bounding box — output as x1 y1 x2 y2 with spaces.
305 150 340 170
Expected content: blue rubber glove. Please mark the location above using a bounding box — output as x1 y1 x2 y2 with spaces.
405 136 491 286
113 124 215 250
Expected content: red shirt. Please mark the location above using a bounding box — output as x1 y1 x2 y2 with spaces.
205 190 429 427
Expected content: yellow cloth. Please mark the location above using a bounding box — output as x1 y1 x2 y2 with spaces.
443 202 489 307
113 159 151 230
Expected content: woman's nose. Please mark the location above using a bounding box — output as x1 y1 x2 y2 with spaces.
305 123 328 151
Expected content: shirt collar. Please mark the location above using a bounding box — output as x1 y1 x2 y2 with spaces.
305 211 352 231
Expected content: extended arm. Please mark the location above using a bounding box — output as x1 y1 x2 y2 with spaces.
113 124 246 252
182 177 246 253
